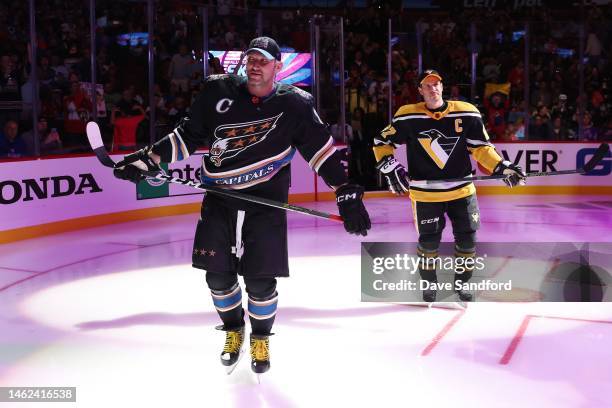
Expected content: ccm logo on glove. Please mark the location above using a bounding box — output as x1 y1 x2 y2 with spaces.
337 193 358 202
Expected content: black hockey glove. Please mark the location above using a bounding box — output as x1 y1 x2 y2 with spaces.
375 155 410 195
493 160 527 188
113 147 162 183
335 184 371 236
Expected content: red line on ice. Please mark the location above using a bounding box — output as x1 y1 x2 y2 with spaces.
499 315 532 365
421 309 466 356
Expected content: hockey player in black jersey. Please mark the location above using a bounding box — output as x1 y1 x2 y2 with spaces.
373 69 525 303
112 37 370 375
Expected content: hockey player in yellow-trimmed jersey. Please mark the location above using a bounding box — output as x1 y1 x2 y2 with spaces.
373 69 526 302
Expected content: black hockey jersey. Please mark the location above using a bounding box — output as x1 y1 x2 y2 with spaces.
151 74 346 205
373 100 503 202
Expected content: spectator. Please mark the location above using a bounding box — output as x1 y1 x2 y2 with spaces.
529 115 553 141
62 81 92 148
514 117 526 140
103 82 122 116
136 109 173 148
111 102 146 151
600 118 612 142
0 54 21 100
507 62 524 91
40 87 63 121
50 54 69 82
217 0 232 16
38 56 56 85
578 111 598 141
551 116 571 140
115 87 144 116
0 120 27 158
484 93 510 140
536 105 551 122
208 55 225 75
585 31 602 66
551 93 573 124
167 94 189 126
508 101 527 125
500 122 518 142
448 85 467 102
330 115 353 144
168 44 193 93
22 116 63 156
482 58 501 83
531 81 553 108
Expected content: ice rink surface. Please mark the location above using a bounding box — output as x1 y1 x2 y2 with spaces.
1 194 611 407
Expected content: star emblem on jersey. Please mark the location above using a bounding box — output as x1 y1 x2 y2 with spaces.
417 129 460 169
210 113 283 167
194 248 216 256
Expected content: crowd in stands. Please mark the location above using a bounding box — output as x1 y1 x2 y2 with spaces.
1 0 610 161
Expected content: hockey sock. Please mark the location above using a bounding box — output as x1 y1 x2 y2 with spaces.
454 244 475 284
248 292 278 336
211 282 244 329
417 244 438 283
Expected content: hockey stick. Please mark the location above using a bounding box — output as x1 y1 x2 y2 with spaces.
85 122 343 222
423 143 610 185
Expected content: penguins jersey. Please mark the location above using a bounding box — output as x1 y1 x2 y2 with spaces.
373 100 504 202
150 74 346 203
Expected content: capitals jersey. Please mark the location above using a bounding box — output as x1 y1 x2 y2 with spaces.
373 100 503 202
151 74 346 206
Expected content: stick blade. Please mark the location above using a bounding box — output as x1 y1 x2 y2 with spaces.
582 143 610 173
86 121 104 149
86 121 116 168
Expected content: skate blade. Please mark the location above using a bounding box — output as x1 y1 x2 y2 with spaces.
225 361 239 375
224 345 245 375
453 301 467 310
251 367 268 384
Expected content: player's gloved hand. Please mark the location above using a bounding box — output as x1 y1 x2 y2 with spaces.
493 160 527 187
375 155 410 195
113 147 162 183
335 184 371 236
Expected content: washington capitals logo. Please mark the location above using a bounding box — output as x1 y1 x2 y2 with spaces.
417 129 460 169
210 113 283 166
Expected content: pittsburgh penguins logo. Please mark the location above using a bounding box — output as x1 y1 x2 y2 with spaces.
417 129 459 169
210 113 283 166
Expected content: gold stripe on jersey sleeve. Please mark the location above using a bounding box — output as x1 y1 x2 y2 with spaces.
409 183 476 202
469 145 503 174
373 144 395 162
448 101 480 113
394 103 426 117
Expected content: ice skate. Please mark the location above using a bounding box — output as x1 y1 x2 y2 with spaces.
455 288 473 302
423 288 436 304
250 333 271 381
217 325 245 374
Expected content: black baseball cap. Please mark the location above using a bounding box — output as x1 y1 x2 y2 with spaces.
418 69 443 86
246 36 282 61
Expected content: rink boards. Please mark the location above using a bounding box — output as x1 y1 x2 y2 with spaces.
0 142 610 241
